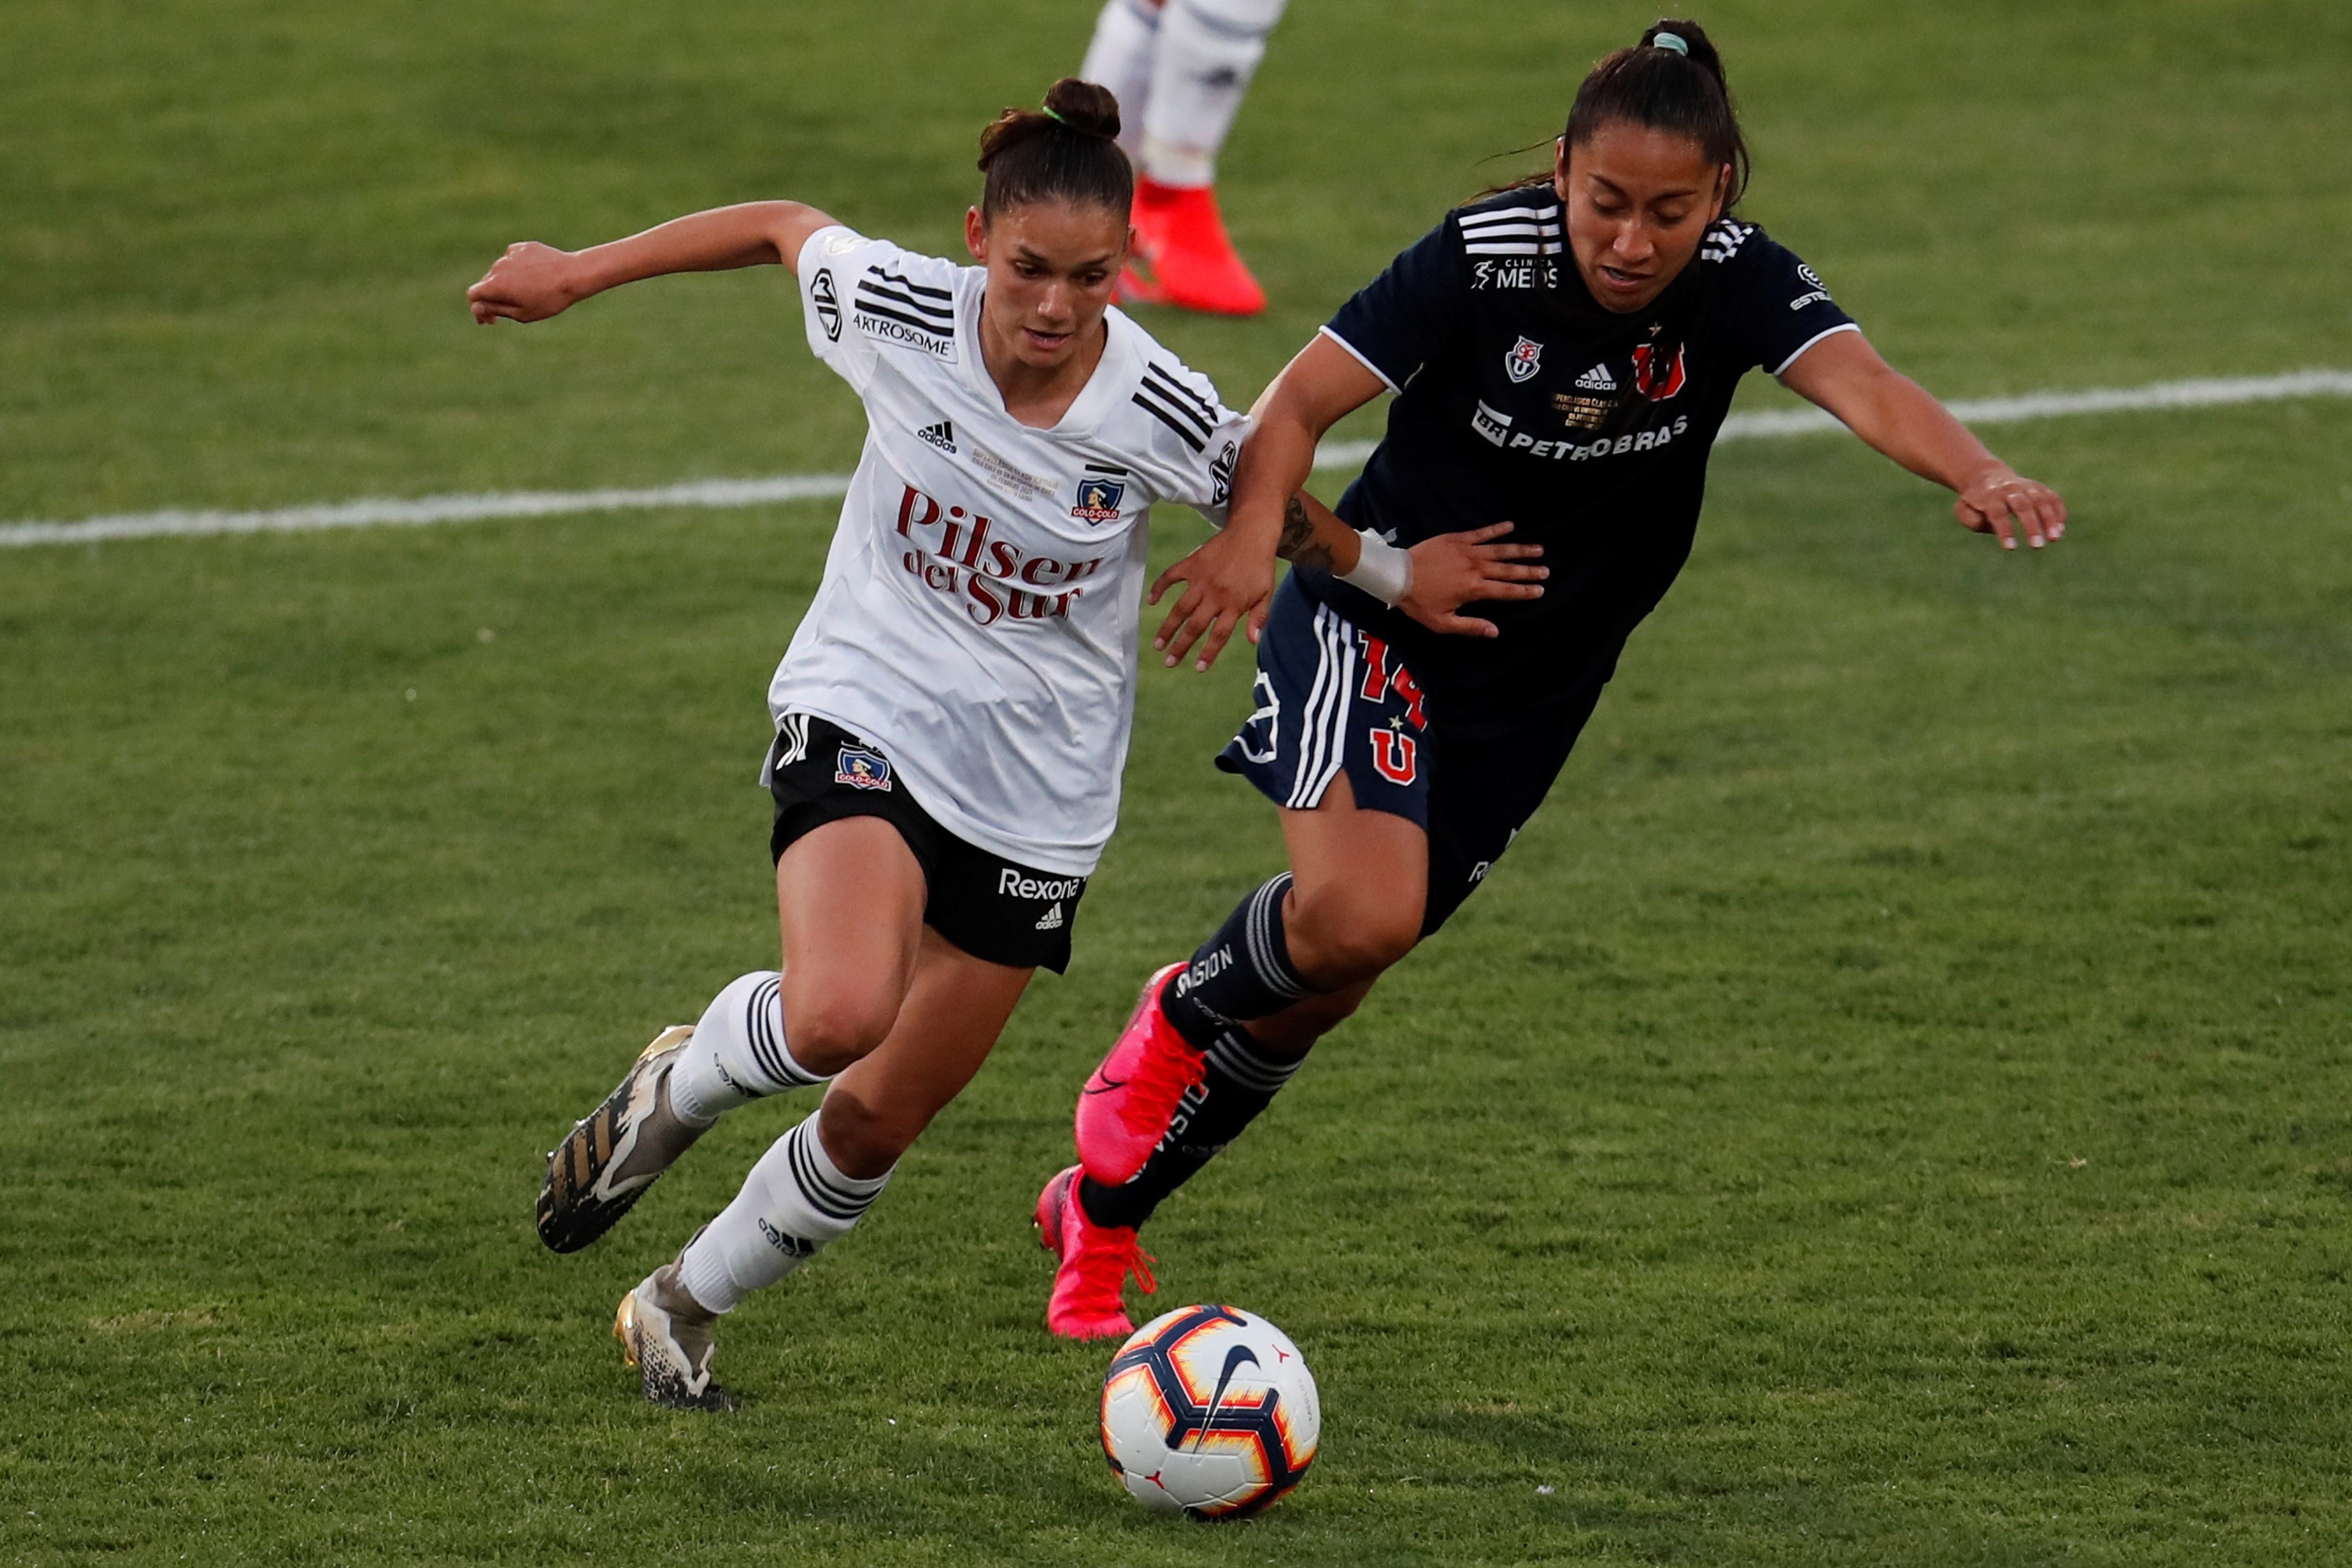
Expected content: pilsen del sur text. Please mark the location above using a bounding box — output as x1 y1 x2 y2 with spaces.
894 484 1110 627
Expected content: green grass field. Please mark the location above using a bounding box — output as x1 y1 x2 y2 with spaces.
5 1 2351 1563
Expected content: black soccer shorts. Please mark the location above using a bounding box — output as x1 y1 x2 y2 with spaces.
1216 576 1589 936
764 714 1086 973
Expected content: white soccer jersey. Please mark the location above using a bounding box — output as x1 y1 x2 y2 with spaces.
768 225 1248 876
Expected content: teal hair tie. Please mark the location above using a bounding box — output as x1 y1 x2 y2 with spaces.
1042 106 1072 127
1651 31 1689 55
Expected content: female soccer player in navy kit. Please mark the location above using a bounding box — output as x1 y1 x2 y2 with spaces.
1039 21 2069 1337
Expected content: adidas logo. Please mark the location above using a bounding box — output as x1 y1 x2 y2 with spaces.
1575 363 1617 391
756 1217 815 1258
1033 900 1064 932
916 420 956 454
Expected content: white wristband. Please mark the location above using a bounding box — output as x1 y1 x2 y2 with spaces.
1337 529 1413 605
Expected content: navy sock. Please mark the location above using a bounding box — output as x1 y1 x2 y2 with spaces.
1078 1027 1307 1231
1159 873 1310 1048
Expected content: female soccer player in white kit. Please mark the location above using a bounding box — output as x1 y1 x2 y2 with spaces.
464 80 1419 1410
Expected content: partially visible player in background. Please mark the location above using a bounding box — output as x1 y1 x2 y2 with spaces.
1079 0 1286 315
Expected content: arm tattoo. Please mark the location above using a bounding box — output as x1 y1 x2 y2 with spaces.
1276 494 1338 571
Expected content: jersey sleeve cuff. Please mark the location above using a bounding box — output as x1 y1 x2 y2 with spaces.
1771 320 1862 378
1317 325 1403 396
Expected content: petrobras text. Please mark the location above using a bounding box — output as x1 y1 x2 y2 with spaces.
1475 408 1693 462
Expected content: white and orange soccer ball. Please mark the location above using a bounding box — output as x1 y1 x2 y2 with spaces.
1098 1304 1320 1519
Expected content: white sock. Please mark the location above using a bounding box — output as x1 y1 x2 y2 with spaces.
1139 0 1287 187
667 971 831 1125
676 1112 892 1313
1080 0 1162 161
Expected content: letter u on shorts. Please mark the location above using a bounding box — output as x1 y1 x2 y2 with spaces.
1215 575 1433 827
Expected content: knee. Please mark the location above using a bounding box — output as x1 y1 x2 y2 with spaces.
1310 923 1418 987
1286 883 1421 989
817 1086 928 1180
781 985 898 1077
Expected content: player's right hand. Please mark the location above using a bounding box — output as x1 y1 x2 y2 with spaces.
467 242 585 324
1150 523 1278 673
1398 522 1546 638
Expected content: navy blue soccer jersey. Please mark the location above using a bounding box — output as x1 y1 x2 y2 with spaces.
1303 185 1858 719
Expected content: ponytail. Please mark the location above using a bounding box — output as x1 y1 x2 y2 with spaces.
977 78 1133 219
1566 18 1749 208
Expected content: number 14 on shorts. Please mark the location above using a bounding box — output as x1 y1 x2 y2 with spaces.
1358 632 1426 784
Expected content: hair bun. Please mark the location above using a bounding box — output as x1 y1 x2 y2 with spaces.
1568 17 1748 210
1042 77 1120 140
974 80 1134 215
1641 17 1728 88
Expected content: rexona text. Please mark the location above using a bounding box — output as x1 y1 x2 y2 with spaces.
895 485 1110 627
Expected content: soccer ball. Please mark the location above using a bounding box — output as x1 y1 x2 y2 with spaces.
1099 1304 1320 1519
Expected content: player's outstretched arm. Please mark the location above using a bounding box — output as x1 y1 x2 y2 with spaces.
1151 335 1387 670
467 201 841 325
1779 330 2068 550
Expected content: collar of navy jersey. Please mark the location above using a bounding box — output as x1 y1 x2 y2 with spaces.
1458 196 1565 258
1457 196 1753 261
1456 199 1754 321
1456 192 1697 332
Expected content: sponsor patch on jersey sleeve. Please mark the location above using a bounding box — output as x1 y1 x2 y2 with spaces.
851 262 959 361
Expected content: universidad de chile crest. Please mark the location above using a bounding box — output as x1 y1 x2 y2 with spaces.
1504 335 1544 384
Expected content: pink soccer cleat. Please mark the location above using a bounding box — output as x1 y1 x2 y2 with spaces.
1119 179 1267 317
1075 963 1205 1186
1036 1164 1158 1341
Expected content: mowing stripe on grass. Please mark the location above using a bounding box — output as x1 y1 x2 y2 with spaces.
6 369 2348 549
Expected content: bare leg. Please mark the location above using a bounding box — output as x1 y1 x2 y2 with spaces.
772 817 1035 1174
659 879 1033 1333
818 927 1033 1179
1279 771 1427 986
1237 771 1426 1057
774 817 928 1076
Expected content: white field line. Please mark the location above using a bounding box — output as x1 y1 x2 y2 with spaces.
6 368 2349 550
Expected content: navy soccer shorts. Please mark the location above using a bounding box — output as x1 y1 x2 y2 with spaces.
1216 575 1592 936
764 714 1086 973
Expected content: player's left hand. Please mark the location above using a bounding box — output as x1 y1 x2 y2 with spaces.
467 242 587 324
1150 524 1278 672
1398 522 1546 637
1955 468 2067 550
